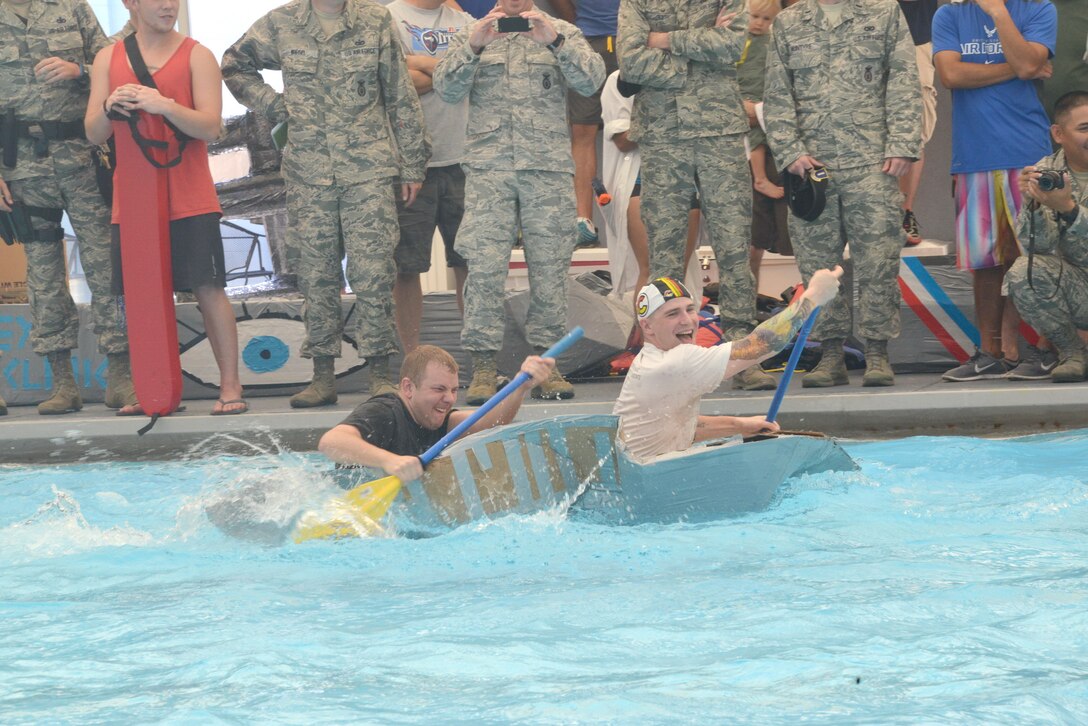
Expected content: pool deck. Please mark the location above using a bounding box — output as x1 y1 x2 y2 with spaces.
3 372 1087 463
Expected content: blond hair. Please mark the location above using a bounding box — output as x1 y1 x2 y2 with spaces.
749 0 781 14
400 345 459 386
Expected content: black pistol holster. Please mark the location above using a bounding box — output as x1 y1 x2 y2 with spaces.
0 202 64 246
1 108 86 169
1 109 16 169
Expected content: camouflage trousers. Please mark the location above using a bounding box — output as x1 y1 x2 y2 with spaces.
457 167 576 352
285 180 399 359
787 163 902 342
1007 253 1088 352
638 134 755 339
9 140 126 355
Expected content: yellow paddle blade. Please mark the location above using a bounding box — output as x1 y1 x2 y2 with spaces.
292 475 403 543
342 475 403 519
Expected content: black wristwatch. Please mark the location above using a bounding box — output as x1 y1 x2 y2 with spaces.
547 33 565 52
1058 205 1079 225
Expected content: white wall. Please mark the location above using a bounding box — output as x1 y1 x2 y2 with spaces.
186 0 286 118
86 0 129 35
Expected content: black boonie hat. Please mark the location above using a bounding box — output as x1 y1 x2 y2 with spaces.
783 166 829 222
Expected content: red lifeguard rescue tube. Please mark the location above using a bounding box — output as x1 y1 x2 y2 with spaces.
115 114 182 420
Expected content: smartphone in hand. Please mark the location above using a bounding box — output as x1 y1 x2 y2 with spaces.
496 16 531 33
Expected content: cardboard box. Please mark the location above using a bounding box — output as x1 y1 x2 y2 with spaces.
0 242 28 304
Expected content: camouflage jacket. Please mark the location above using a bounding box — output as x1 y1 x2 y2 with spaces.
616 0 749 144
0 0 108 182
764 0 920 172
432 11 604 173
1017 149 1088 267
221 0 430 187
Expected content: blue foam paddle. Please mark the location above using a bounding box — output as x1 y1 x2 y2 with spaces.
765 307 820 424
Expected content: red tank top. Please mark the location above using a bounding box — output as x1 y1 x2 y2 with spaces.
109 36 222 223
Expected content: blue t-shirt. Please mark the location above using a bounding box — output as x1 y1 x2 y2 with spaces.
457 0 494 19
576 0 619 37
931 0 1057 174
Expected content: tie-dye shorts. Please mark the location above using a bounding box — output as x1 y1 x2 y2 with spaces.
953 169 1025 271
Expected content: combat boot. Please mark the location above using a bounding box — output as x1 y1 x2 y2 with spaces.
1051 346 1088 383
802 339 848 388
532 366 575 400
367 355 398 397
733 365 777 391
104 352 137 409
290 356 337 408
38 351 83 415
466 352 498 405
862 339 895 387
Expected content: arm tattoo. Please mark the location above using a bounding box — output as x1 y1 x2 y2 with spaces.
730 297 815 362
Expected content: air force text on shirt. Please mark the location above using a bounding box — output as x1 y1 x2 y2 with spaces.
959 25 1002 58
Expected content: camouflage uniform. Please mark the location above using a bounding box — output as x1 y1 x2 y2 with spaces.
1007 149 1088 354
764 0 920 343
0 0 125 356
432 12 605 353
222 0 430 359
617 0 754 339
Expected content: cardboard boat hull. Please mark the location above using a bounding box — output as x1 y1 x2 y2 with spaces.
375 415 858 531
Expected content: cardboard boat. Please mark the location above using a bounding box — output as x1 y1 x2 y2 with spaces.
380 414 858 531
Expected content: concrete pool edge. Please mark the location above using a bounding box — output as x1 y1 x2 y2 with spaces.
2 373 1087 463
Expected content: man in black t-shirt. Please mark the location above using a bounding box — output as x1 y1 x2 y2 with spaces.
318 345 554 482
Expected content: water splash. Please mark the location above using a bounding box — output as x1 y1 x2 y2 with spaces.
177 450 341 546
0 486 152 561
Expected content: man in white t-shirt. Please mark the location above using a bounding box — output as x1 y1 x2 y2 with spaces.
613 266 843 462
386 0 475 352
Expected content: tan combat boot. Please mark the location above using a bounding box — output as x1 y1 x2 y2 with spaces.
532 366 575 400
38 350 83 415
1052 346 1088 383
802 339 849 388
733 365 777 391
367 355 398 397
862 339 895 387
290 356 337 408
466 352 498 405
104 352 137 409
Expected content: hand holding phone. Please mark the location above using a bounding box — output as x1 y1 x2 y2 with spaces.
469 8 507 53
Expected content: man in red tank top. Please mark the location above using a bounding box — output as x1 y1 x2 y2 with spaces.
84 0 247 415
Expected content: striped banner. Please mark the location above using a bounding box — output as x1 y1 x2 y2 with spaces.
897 256 979 363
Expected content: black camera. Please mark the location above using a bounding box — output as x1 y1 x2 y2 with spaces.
1037 170 1065 192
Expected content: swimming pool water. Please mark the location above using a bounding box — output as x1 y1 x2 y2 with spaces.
2 431 1086 723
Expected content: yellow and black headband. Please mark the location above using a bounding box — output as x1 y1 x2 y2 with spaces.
636 277 692 319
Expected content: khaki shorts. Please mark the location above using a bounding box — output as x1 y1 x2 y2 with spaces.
394 164 467 274
567 36 619 126
917 42 938 146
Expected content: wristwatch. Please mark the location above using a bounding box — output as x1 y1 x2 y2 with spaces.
547 33 565 52
1058 205 1079 224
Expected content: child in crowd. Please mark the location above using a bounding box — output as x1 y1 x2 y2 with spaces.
740 0 783 202
736 0 792 283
